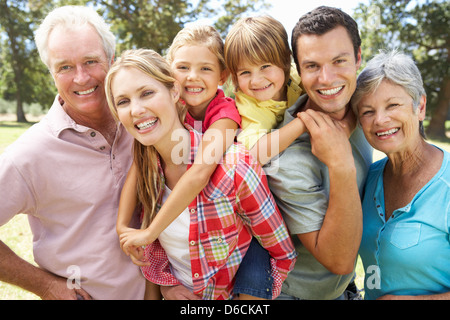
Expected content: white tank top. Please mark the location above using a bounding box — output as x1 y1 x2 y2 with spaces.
157 185 193 290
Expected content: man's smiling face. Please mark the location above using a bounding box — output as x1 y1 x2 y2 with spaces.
296 26 361 120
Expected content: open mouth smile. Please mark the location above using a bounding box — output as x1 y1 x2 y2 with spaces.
75 86 98 95
185 87 204 94
135 118 158 131
252 83 272 92
318 86 344 96
376 128 399 137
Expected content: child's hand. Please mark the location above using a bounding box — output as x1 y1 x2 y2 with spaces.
119 228 154 266
296 107 356 138
298 109 353 170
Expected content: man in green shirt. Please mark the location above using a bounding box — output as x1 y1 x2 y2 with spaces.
267 6 372 300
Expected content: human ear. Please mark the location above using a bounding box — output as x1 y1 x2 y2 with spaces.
417 95 427 121
171 81 181 102
219 69 230 86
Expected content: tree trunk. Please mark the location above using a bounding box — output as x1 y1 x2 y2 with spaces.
15 94 27 123
426 75 449 140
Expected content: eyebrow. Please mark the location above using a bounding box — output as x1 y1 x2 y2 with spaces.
174 60 216 66
114 85 148 100
301 52 352 66
53 55 102 68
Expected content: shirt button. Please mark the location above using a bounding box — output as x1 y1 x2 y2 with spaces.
190 208 196 214
190 240 196 246
194 273 199 278
217 238 223 243
100 146 106 150
90 132 96 137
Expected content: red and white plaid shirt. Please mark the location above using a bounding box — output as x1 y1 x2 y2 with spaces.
141 128 297 300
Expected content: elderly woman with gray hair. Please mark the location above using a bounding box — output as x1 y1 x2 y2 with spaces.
352 50 450 300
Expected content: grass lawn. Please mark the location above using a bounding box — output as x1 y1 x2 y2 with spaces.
0 117 449 300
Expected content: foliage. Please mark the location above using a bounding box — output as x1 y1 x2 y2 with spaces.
0 0 268 122
354 0 449 139
0 0 56 122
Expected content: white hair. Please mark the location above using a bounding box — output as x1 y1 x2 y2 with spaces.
352 50 427 138
35 5 115 69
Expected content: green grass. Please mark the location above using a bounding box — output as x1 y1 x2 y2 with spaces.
0 121 38 154
0 118 448 300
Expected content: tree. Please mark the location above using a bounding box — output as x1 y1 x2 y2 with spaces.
0 0 268 122
96 0 269 54
354 0 449 139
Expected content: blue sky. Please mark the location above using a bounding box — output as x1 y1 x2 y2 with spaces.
187 0 368 39
258 0 367 38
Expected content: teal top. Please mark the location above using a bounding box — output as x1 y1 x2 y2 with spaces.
359 148 450 299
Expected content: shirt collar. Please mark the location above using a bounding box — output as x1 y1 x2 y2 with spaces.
235 90 288 111
45 94 122 138
46 95 89 137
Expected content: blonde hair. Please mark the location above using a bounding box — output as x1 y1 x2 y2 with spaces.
224 15 291 88
105 49 186 228
166 25 226 71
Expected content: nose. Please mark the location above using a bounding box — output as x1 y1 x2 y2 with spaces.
187 69 199 81
130 99 146 118
250 72 264 86
318 64 335 85
73 65 90 85
374 109 390 125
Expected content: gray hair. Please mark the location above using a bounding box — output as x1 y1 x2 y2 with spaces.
35 5 116 70
351 50 426 138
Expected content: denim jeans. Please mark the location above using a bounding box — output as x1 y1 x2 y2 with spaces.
233 238 273 299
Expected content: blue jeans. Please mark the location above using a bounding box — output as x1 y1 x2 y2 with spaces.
276 292 347 300
233 238 273 299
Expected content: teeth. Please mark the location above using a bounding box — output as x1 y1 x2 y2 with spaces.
253 84 271 91
136 119 157 130
186 87 203 93
318 86 343 96
376 128 399 136
77 87 96 95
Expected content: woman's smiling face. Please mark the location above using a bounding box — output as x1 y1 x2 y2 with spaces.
357 79 426 155
111 66 180 148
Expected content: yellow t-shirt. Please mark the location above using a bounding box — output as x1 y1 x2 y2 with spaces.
236 66 302 149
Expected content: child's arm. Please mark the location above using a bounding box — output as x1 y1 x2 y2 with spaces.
146 118 237 240
250 117 306 166
120 119 238 250
116 160 139 235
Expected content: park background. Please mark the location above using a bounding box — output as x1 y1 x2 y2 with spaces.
0 0 448 299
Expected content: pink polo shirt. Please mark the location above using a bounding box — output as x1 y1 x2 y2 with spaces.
0 96 145 299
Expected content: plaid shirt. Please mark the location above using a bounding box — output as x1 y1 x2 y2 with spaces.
141 128 297 300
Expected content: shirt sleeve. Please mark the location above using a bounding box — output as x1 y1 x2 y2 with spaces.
233 153 297 286
0 152 36 226
205 92 241 129
266 142 329 235
141 240 181 286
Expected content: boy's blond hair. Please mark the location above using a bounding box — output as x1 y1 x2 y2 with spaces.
166 24 226 71
224 15 291 88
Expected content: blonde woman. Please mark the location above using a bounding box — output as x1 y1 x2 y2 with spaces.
105 49 296 300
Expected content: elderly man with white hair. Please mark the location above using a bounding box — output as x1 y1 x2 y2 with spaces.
0 6 145 300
